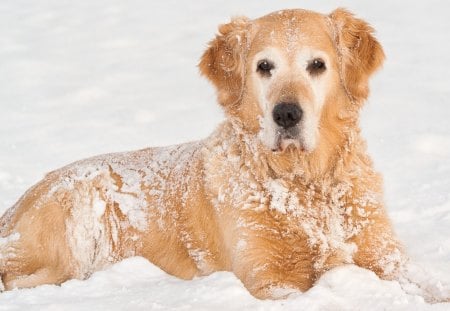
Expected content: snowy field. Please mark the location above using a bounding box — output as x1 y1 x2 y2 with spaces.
0 0 449 310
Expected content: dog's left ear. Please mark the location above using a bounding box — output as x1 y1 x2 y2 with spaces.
329 8 385 104
199 17 250 110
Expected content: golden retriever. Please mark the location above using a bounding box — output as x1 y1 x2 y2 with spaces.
0 8 448 303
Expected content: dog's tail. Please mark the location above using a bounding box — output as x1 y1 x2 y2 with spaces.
0 205 19 292
0 231 20 292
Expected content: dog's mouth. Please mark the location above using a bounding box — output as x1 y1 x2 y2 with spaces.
271 128 306 153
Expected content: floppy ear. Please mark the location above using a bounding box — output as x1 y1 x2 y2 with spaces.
199 17 250 110
329 8 385 104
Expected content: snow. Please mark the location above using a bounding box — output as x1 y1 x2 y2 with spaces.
0 258 441 310
0 0 449 310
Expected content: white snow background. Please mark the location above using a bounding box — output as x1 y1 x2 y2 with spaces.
0 0 449 310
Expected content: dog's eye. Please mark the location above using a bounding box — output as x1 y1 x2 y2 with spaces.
257 60 274 76
307 58 326 76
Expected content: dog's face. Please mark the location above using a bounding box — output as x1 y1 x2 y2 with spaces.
248 11 338 152
200 9 384 154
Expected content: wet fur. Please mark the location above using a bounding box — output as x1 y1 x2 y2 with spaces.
0 8 448 302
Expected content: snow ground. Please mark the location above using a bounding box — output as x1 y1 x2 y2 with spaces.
0 0 449 310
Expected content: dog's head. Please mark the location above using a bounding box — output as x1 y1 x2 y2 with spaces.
200 9 384 154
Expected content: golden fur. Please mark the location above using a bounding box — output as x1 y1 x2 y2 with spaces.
0 8 448 302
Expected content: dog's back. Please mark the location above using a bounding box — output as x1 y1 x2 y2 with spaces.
0 141 220 290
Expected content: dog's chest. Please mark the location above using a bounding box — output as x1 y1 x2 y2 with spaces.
222 174 371 270
264 178 361 266
204 133 376 271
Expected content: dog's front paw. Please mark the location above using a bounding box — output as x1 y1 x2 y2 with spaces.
398 262 450 303
418 278 450 303
245 280 302 300
266 285 301 299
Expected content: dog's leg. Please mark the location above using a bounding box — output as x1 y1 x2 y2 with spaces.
0 193 75 291
1 232 74 291
231 231 313 300
2 237 73 290
350 209 405 278
2 267 71 290
351 210 450 303
395 261 450 303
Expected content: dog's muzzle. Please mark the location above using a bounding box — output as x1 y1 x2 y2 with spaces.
272 103 303 152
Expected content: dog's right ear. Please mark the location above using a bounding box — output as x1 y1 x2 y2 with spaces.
199 17 250 110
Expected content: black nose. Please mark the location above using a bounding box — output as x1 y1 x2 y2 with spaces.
272 103 303 129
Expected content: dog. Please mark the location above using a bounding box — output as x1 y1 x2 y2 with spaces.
0 8 448 303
